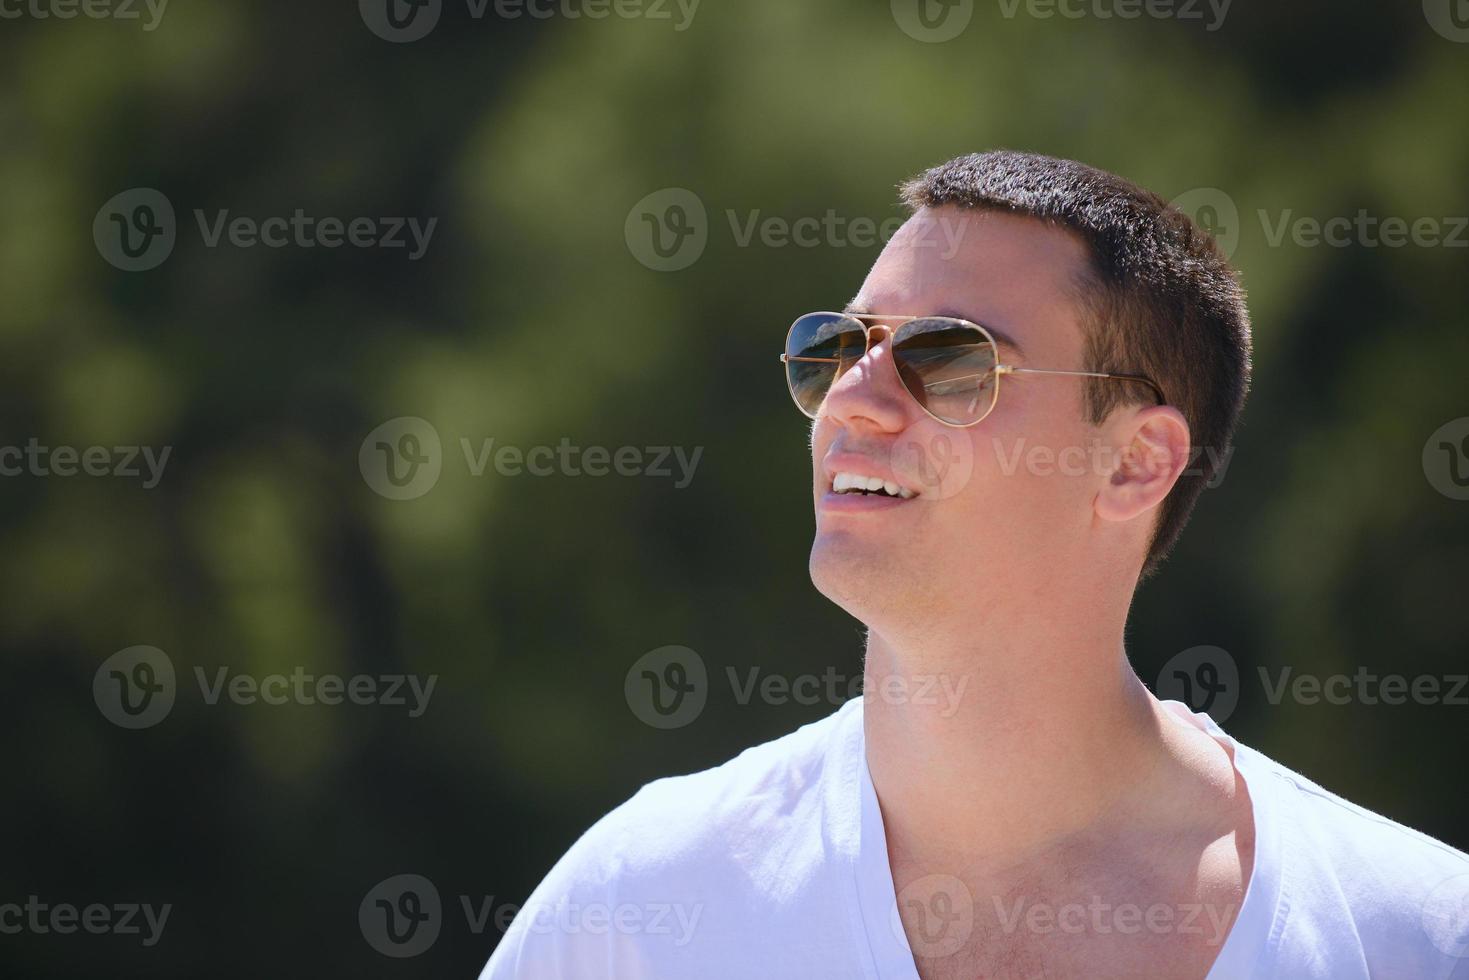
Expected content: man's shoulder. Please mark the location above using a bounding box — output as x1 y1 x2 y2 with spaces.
481 701 866 977
544 698 861 894
1245 739 1468 874
1236 739 1469 975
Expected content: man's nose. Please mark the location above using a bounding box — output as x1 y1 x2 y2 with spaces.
821 325 909 432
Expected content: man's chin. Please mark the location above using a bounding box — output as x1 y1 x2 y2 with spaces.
809 533 898 613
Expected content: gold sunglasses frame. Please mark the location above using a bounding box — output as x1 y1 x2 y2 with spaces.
779 311 1167 428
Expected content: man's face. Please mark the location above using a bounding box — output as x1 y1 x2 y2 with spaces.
808 206 1110 630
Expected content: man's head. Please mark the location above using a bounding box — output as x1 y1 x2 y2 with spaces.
804 150 1250 631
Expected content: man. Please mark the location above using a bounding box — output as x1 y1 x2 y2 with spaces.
481 151 1469 978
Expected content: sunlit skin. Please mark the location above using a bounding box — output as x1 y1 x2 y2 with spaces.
805 206 1254 978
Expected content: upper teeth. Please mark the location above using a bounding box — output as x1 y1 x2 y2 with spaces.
832 471 915 499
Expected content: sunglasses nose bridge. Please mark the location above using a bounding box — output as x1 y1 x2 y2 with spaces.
816 324 912 429
860 323 897 364
832 321 907 399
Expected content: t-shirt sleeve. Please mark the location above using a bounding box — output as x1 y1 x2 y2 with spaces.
477 819 631 980
1273 770 1469 980
477 782 692 980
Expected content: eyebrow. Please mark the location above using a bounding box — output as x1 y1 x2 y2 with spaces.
842 304 1024 355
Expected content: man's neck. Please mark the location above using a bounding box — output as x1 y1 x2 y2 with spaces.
862 615 1188 874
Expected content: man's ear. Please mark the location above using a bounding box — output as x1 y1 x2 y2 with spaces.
1095 405 1191 524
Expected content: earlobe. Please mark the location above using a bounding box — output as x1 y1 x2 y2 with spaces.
1095 406 1191 523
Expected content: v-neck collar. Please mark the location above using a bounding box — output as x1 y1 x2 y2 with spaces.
839 697 1284 979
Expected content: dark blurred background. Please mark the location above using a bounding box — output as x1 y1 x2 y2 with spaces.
2 0 1467 976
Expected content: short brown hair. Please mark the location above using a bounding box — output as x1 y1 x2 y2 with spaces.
899 149 1252 576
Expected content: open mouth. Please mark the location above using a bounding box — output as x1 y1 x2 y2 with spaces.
830 471 917 500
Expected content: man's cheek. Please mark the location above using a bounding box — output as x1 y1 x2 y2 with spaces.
981 415 1100 479
889 427 976 500
809 421 832 477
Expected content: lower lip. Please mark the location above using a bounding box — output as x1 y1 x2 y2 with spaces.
818 490 917 513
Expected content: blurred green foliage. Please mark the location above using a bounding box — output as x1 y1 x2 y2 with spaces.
1 0 1466 976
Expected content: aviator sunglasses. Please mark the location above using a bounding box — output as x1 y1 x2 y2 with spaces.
781 311 1166 427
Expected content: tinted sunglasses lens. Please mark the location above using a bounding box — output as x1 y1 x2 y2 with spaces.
785 314 865 418
893 318 998 425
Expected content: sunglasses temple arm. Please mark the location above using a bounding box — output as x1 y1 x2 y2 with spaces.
921 371 994 389
1000 367 1166 403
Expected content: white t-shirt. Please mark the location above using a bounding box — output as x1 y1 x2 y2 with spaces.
480 697 1469 979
